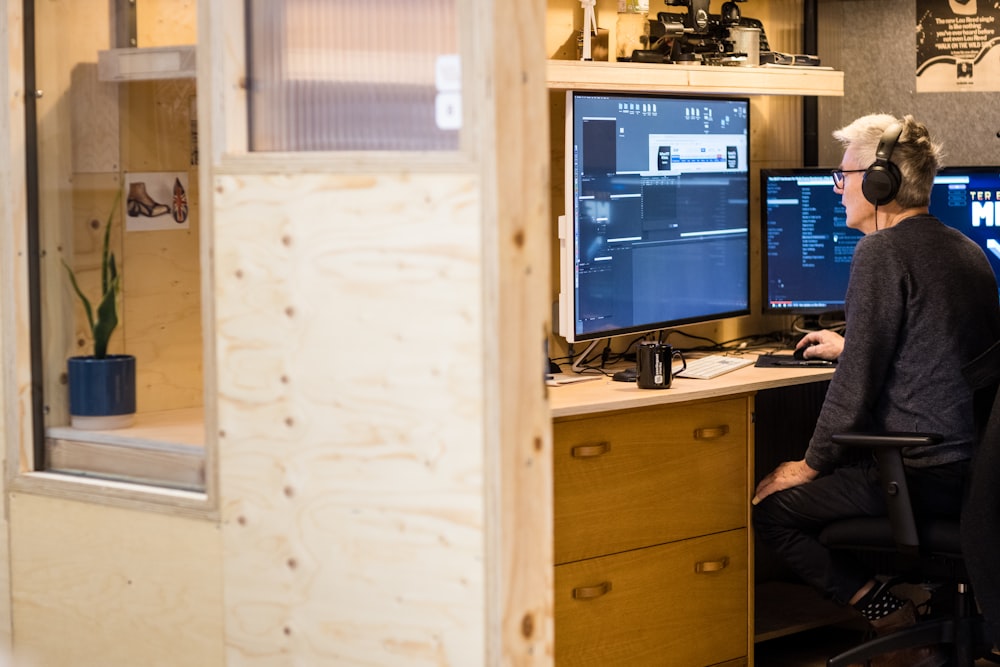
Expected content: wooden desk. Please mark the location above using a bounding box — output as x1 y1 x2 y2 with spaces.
550 358 835 418
549 357 835 666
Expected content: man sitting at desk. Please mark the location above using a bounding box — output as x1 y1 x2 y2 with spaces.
752 113 1000 664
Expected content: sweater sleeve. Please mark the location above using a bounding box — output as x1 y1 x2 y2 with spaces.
803 233 906 473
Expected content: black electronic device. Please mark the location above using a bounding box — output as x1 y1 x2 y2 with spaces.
559 91 751 344
655 0 772 65
928 166 1000 296
761 168 860 319
862 123 903 206
612 367 638 382
762 165 1000 323
754 354 835 368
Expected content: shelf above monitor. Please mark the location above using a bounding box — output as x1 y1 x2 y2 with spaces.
547 60 844 96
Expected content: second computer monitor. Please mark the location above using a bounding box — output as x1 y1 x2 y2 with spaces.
762 168 860 316
930 166 1000 287
762 165 1000 319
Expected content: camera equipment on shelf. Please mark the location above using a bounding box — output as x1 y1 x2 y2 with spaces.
627 0 807 66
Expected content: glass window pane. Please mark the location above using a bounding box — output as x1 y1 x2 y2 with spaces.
246 0 460 151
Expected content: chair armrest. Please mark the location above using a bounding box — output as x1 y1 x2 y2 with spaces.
830 432 944 552
830 432 943 448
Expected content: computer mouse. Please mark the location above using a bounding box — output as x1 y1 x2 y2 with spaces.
793 345 812 361
612 367 638 383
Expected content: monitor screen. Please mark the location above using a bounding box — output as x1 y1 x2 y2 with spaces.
761 168 862 315
559 91 751 343
762 166 1000 318
929 166 1000 287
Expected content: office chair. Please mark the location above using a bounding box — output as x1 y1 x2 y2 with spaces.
818 348 1000 667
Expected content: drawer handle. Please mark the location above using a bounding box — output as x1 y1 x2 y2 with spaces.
694 425 730 440
694 557 730 574
572 581 612 600
570 442 611 458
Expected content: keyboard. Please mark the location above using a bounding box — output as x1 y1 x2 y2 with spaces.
675 354 755 380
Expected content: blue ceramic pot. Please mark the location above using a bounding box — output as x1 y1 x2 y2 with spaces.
67 354 137 418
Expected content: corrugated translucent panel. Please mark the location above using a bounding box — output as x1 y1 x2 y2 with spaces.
246 0 460 151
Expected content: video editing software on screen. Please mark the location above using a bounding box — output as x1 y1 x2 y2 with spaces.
566 93 750 341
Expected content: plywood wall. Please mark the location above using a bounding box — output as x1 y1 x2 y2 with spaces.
204 0 554 659
5 1 547 666
0 0 29 655
213 171 489 665
8 493 223 667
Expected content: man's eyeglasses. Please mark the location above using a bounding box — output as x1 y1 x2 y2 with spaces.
831 169 866 188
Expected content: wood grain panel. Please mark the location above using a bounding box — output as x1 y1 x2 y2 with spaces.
122 210 203 412
121 80 197 172
8 492 223 667
214 171 487 666
555 529 748 666
116 77 202 412
554 398 748 564
135 0 197 49
1 1 29 653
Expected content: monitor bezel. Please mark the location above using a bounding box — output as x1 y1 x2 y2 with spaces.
760 165 1000 319
559 89 752 344
759 166 855 318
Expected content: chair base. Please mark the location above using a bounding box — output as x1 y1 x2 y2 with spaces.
827 615 989 667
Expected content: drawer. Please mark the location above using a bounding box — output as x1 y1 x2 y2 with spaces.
555 528 749 666
554 398 748 564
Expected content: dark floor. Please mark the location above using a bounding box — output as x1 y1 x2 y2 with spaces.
755 625 868 666
755 625 999 666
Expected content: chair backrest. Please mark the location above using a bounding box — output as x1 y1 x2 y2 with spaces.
960 339 1000 647
963 339 1000 441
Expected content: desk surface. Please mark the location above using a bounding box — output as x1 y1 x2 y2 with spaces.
549 354 836 418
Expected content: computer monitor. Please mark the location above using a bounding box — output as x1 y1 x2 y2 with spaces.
762 166 1000 321
558 91 751 344
929 166 1000 289
761 168 861 317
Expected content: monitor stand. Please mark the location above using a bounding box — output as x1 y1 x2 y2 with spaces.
570 339 603 374
798 311 846 332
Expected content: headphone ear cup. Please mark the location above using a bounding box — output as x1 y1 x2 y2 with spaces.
862 160 901 206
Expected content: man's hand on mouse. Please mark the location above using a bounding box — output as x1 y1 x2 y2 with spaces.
752 459 821 505
794 329 844 361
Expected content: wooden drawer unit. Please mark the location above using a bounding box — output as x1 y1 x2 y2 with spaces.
553 398 749 565
555 528 749 666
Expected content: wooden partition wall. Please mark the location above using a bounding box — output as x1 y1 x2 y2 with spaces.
1 1 552 666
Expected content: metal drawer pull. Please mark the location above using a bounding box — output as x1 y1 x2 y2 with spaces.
694 557 730 574
572 581 612 600
570 442 611 458
694 425 730 440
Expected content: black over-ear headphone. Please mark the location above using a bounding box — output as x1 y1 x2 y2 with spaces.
862 122 903 206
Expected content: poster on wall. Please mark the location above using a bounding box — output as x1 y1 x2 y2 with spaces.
124 172 190 232
916 0 1000 92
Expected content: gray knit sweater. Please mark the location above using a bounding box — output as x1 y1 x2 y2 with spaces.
805 214 1000 473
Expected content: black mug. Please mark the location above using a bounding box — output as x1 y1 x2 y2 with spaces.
636 342 686 390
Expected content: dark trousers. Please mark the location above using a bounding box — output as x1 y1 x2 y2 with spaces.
752 457 967 606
